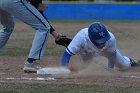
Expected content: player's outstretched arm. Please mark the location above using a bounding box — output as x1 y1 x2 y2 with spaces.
61 50 71 66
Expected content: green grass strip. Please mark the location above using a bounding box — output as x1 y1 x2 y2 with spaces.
0 83 140 93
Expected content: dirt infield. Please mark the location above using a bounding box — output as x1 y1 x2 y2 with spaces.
0 21 140 86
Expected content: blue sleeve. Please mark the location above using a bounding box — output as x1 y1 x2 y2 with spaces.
61 50 71 66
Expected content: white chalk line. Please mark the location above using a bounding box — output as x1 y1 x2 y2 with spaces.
122 75 140 79
0 77 55 81
0 72 140 81
1 75 140 81
0 73 6 75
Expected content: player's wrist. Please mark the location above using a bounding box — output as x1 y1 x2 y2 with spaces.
37 3 48 11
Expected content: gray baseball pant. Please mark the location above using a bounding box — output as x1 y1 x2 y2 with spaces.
0 0 50 60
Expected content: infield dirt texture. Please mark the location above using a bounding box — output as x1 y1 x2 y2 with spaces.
0 20 140 87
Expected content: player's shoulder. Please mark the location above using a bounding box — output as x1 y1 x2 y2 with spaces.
107 31 116 46
77 28 88 36
108 31 116 40
79 28 88 33
74 28 89 42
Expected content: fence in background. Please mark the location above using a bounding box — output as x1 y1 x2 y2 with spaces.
44 3 140 20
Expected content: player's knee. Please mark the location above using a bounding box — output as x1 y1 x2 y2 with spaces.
118 64 131 71
0 38 9 49
34 25 50 32
0 29 12 48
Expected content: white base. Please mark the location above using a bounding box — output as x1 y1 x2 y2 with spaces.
37 67 71 74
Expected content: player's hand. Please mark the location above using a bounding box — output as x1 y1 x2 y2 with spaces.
37 3 48 11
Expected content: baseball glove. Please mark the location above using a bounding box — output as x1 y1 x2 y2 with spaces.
55 36 72 47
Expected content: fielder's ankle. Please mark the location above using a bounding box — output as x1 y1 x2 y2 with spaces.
27 58 37 63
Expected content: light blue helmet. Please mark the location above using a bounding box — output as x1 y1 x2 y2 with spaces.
88 22 111 44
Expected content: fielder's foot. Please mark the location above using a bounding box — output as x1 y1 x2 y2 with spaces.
130 58 140 67
23 60 42 73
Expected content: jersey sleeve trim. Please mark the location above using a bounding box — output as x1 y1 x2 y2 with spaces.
66 48 75 55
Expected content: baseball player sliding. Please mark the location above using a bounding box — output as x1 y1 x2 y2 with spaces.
0 0 71 73
61 22 140 71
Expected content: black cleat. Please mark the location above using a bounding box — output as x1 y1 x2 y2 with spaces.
130 58 140 67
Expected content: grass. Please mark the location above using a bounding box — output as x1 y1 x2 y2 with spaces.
1 20 140 56
0 44 65 56
0 83 140 93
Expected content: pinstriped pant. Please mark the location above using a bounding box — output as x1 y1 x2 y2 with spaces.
0 0 50 60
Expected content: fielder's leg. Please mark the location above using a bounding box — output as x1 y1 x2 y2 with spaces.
1 0 50 72
0 9 15 50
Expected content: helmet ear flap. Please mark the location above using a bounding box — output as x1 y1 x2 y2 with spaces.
88 22 111 44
